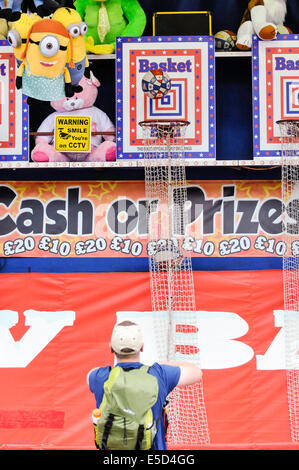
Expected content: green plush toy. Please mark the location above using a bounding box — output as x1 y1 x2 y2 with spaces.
74 0 146 54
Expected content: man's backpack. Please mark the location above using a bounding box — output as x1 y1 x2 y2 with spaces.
94 365 159 450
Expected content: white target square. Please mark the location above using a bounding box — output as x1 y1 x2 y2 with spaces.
292 87 299 108
145 79 187 119
281 78 299 116
116 36 216 160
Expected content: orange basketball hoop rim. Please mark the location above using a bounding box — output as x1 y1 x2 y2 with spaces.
276 119 299 144
139 119 190 139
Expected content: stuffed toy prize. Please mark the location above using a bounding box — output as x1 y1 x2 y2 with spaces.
31 72 116 162
15 18 75 102
236 0 288 50
52 7 90 90
0 0 59 21
7 13 41 65
0 17 8 38
0 0 23 21
74 0 146 54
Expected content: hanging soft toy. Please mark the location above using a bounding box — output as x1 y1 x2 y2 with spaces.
7 13 41 66
0 17 8 38
74 0 146 54
0 0 59 21
52 7 90 91
236 0 288 50
0 0 22 21
31 72 116 162
15 18 75 102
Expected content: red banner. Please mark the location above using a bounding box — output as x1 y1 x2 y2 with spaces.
0 270 298 449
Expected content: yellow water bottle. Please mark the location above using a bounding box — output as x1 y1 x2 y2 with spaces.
92 408 101 449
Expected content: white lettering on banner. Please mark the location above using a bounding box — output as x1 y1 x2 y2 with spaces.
180 311 254 369
116 311 254 369
116 310 298 370
0 310 75 367
0 308 296 369
256 310 299 370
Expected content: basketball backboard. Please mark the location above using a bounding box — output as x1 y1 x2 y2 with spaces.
115 35 216 160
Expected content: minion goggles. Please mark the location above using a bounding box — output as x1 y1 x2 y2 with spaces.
29 36 68 56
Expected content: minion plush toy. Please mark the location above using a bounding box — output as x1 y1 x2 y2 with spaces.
15 18 75 102
52 7 90 91
7 13 41 66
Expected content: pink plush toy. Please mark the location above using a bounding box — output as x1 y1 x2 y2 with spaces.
31 71 116 162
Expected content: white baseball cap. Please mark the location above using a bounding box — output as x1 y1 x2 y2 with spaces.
110 321 143 356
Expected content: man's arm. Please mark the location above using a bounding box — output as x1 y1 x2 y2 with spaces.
159 361 202 387
86 368 98 386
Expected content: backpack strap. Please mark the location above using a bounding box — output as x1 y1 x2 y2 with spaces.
101 413 114 450
146 365 169 449
156 399 169 425
122 365 149 373
135 424 145 450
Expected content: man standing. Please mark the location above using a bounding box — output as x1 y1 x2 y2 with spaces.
87 320 203 450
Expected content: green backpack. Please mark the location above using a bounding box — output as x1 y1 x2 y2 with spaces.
95 365 159 450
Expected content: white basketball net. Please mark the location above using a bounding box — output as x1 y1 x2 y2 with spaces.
278 119 299 442
140 120 210 447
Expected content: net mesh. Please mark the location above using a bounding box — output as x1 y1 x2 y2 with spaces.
278 119 299 442
140 120 210 447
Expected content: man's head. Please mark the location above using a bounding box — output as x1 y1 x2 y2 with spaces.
110 320 143 359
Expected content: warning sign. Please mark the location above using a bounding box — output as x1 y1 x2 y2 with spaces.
54 115 91 152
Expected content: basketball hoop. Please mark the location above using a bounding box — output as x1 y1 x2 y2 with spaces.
139 119 190 133
152 246 183 272
139 119 190 143
139 117 210 446
277 119 299 131
277 118 299 444
277 119 299 160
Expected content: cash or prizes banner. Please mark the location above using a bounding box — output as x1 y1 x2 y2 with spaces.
252 34 299 160
0 180 297 259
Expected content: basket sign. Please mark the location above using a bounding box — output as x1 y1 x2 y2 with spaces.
252 34 299 160
54 115 91 153
116 36 216 160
